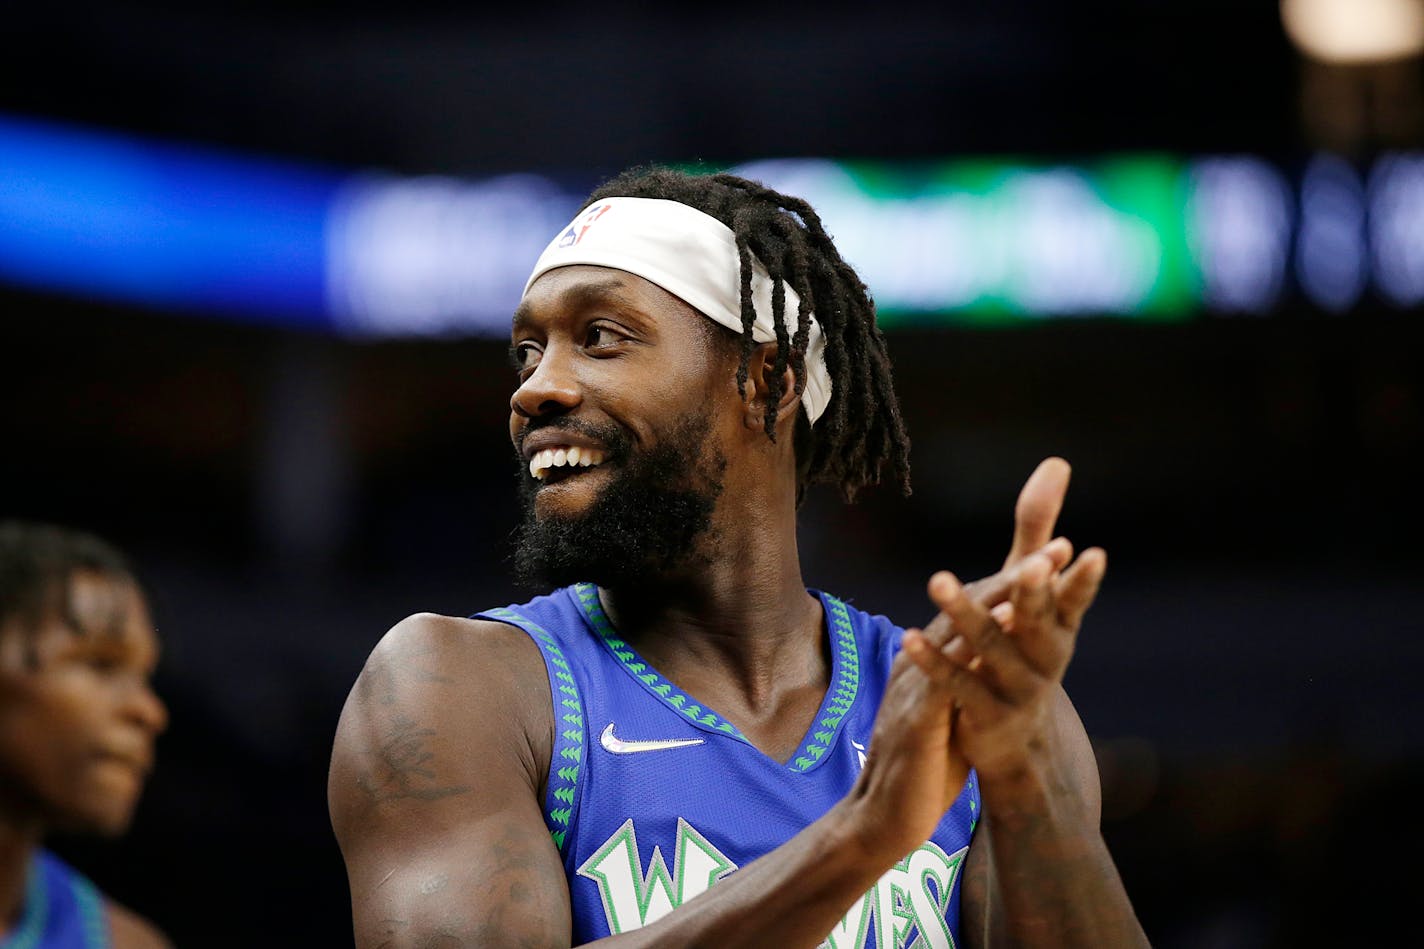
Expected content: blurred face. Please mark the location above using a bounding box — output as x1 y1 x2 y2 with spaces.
508 266 737 588
0 570 168 837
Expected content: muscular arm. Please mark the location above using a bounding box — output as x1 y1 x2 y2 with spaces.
329 614 572 947
329 614 971 949
961 687 1145 948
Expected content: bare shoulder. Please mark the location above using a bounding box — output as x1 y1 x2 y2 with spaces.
107 900 174 949
329 610 572 947
348 610 552 737
361 610 549 686
329 609 554 819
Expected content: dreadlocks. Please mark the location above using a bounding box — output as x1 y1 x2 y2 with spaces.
585 167 912 503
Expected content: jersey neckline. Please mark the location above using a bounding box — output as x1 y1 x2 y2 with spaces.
569 582 861 774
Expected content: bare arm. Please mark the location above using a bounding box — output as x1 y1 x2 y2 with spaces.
329 612 975 948
329 613 573 947
959 687 1143 948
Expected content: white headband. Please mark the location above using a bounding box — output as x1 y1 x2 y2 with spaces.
522 196 833 425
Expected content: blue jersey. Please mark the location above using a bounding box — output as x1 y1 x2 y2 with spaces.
478 583 981 948
0 851 108 949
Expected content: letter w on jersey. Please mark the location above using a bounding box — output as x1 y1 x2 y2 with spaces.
578 818 737 932
579 818 967 947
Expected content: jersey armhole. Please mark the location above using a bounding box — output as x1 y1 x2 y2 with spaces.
476 607 588 861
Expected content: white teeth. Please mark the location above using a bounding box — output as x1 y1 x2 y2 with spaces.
530 445 607 480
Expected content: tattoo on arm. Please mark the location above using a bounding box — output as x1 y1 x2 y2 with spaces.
353 646 472 805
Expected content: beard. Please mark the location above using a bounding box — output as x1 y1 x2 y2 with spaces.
512 412 726 591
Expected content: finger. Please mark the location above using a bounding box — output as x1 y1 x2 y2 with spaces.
1008 552 1063 674
929 571 1038 701
919 608 957 650
906 630 1004 713
942 634 975 667
989 601 1014 632
1054 547 1107 632
1004 457 1072 568
964 536 1073 607
902 630 959 696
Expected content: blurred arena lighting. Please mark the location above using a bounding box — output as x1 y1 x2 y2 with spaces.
0 114 337 326
1281 0 1424 65
1296 154 1369 312
1369 153 1424 305
4 113 1424 336
1187 157 1294 314
325 172 575 336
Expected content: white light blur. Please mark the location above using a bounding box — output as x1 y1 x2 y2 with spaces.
1296 154 1368 312
325 173 577 337
1188 157 1294 314
1009 170 1160 315
1281 0 1424 64
1369 152 1424 306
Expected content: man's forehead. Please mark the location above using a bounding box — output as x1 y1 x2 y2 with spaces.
513 265 699 332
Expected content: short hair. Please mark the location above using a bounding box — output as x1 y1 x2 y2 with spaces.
584 167 912 503
0 520 136 645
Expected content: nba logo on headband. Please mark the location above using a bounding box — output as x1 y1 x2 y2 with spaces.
557 203 614 249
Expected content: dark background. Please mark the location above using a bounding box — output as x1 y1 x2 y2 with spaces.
4 2 1422 947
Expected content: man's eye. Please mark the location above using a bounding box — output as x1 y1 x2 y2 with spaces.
511 342 541 371
586 325 620 347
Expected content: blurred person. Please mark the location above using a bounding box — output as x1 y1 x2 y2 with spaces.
329 169 1149 947
0 522 171 948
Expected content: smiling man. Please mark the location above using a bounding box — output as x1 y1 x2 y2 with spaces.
0 521 171 949
329 168 1148 947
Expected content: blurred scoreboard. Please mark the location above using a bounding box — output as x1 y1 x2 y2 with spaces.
2 113 1421 337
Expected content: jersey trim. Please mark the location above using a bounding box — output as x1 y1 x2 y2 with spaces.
2 858 49 949
1 853 110 949
571 583 861 774
480 607 587 855
790 592 861 773
70 870 108 949
573 583 746 740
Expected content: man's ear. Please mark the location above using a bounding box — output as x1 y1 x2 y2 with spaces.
741 342 802 433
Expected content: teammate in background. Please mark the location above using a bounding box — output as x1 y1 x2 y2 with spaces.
0 522 171 949
330 168 1150 947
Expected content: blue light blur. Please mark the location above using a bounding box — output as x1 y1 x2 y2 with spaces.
0 114 339 326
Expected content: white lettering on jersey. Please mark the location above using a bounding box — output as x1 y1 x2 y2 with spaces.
579 818 966 946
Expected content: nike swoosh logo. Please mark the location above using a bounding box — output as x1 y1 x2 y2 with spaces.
600 723 705 755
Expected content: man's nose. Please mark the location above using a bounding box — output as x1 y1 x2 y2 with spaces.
510 345 581 419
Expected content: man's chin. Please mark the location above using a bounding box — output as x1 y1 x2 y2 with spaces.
527 466 614 520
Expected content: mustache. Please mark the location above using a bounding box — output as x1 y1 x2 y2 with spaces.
515 416 632 460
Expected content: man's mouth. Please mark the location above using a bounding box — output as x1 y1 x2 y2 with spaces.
528 445 608 482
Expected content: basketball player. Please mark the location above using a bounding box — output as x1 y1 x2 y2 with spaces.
0 522 171 948
329 169 1149 947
